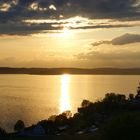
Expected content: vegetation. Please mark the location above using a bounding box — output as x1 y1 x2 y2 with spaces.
100 112 140 140
0 127 7 139
14 120 25 132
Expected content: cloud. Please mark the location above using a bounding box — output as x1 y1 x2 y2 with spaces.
0 22 63 35
75 47 140 67
92 33 140 46
112 33 140 45
1 21 138 36
1 0 139 21
76 50 140 60
0 0 140 35
92 41 111 46
76 33 140 67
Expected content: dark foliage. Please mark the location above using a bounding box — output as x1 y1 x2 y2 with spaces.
100 112 140 140
0 127 8 139
14 120 25 132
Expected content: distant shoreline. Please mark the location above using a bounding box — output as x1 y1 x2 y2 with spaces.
0 67 140 75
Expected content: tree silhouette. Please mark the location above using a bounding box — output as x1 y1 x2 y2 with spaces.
14 120 25 132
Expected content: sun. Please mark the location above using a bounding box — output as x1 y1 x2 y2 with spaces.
63 27 70 34
62 27 72 37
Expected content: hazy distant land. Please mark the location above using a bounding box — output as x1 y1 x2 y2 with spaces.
0 67 140 75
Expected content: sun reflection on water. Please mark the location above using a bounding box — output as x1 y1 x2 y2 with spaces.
60 74 71 113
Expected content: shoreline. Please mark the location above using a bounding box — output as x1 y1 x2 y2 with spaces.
0 67 140 75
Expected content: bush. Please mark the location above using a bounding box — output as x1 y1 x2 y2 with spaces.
0 127 7 139
14 120 25 132
100 112 140 140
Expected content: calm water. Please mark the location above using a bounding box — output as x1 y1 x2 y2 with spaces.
0 74 140 132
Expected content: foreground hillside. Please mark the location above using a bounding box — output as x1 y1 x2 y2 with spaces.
1 84 140 140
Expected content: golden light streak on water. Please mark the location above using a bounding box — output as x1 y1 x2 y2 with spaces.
60 74 71 113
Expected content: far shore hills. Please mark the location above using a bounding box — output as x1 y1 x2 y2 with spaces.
0 67 140 75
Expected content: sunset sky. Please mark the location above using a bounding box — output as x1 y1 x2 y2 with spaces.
0 0 140 68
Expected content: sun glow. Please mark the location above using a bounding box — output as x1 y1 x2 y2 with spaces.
60 74 71 113
63 27 70 34
61 27 72 37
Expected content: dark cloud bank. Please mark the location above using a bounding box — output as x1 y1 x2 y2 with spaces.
92 33 140 46
0 0 140 35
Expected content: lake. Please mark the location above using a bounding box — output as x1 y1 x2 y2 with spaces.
0 74 140 132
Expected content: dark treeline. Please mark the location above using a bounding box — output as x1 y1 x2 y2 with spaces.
0 67 140 75
1 84 140 140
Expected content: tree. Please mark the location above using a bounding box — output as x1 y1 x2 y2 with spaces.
129 94 134 100
81 100 92 108
103 93 126 109
14 120 25 132
0 127 7 139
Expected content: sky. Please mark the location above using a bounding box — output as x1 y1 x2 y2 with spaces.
0 0 140 68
